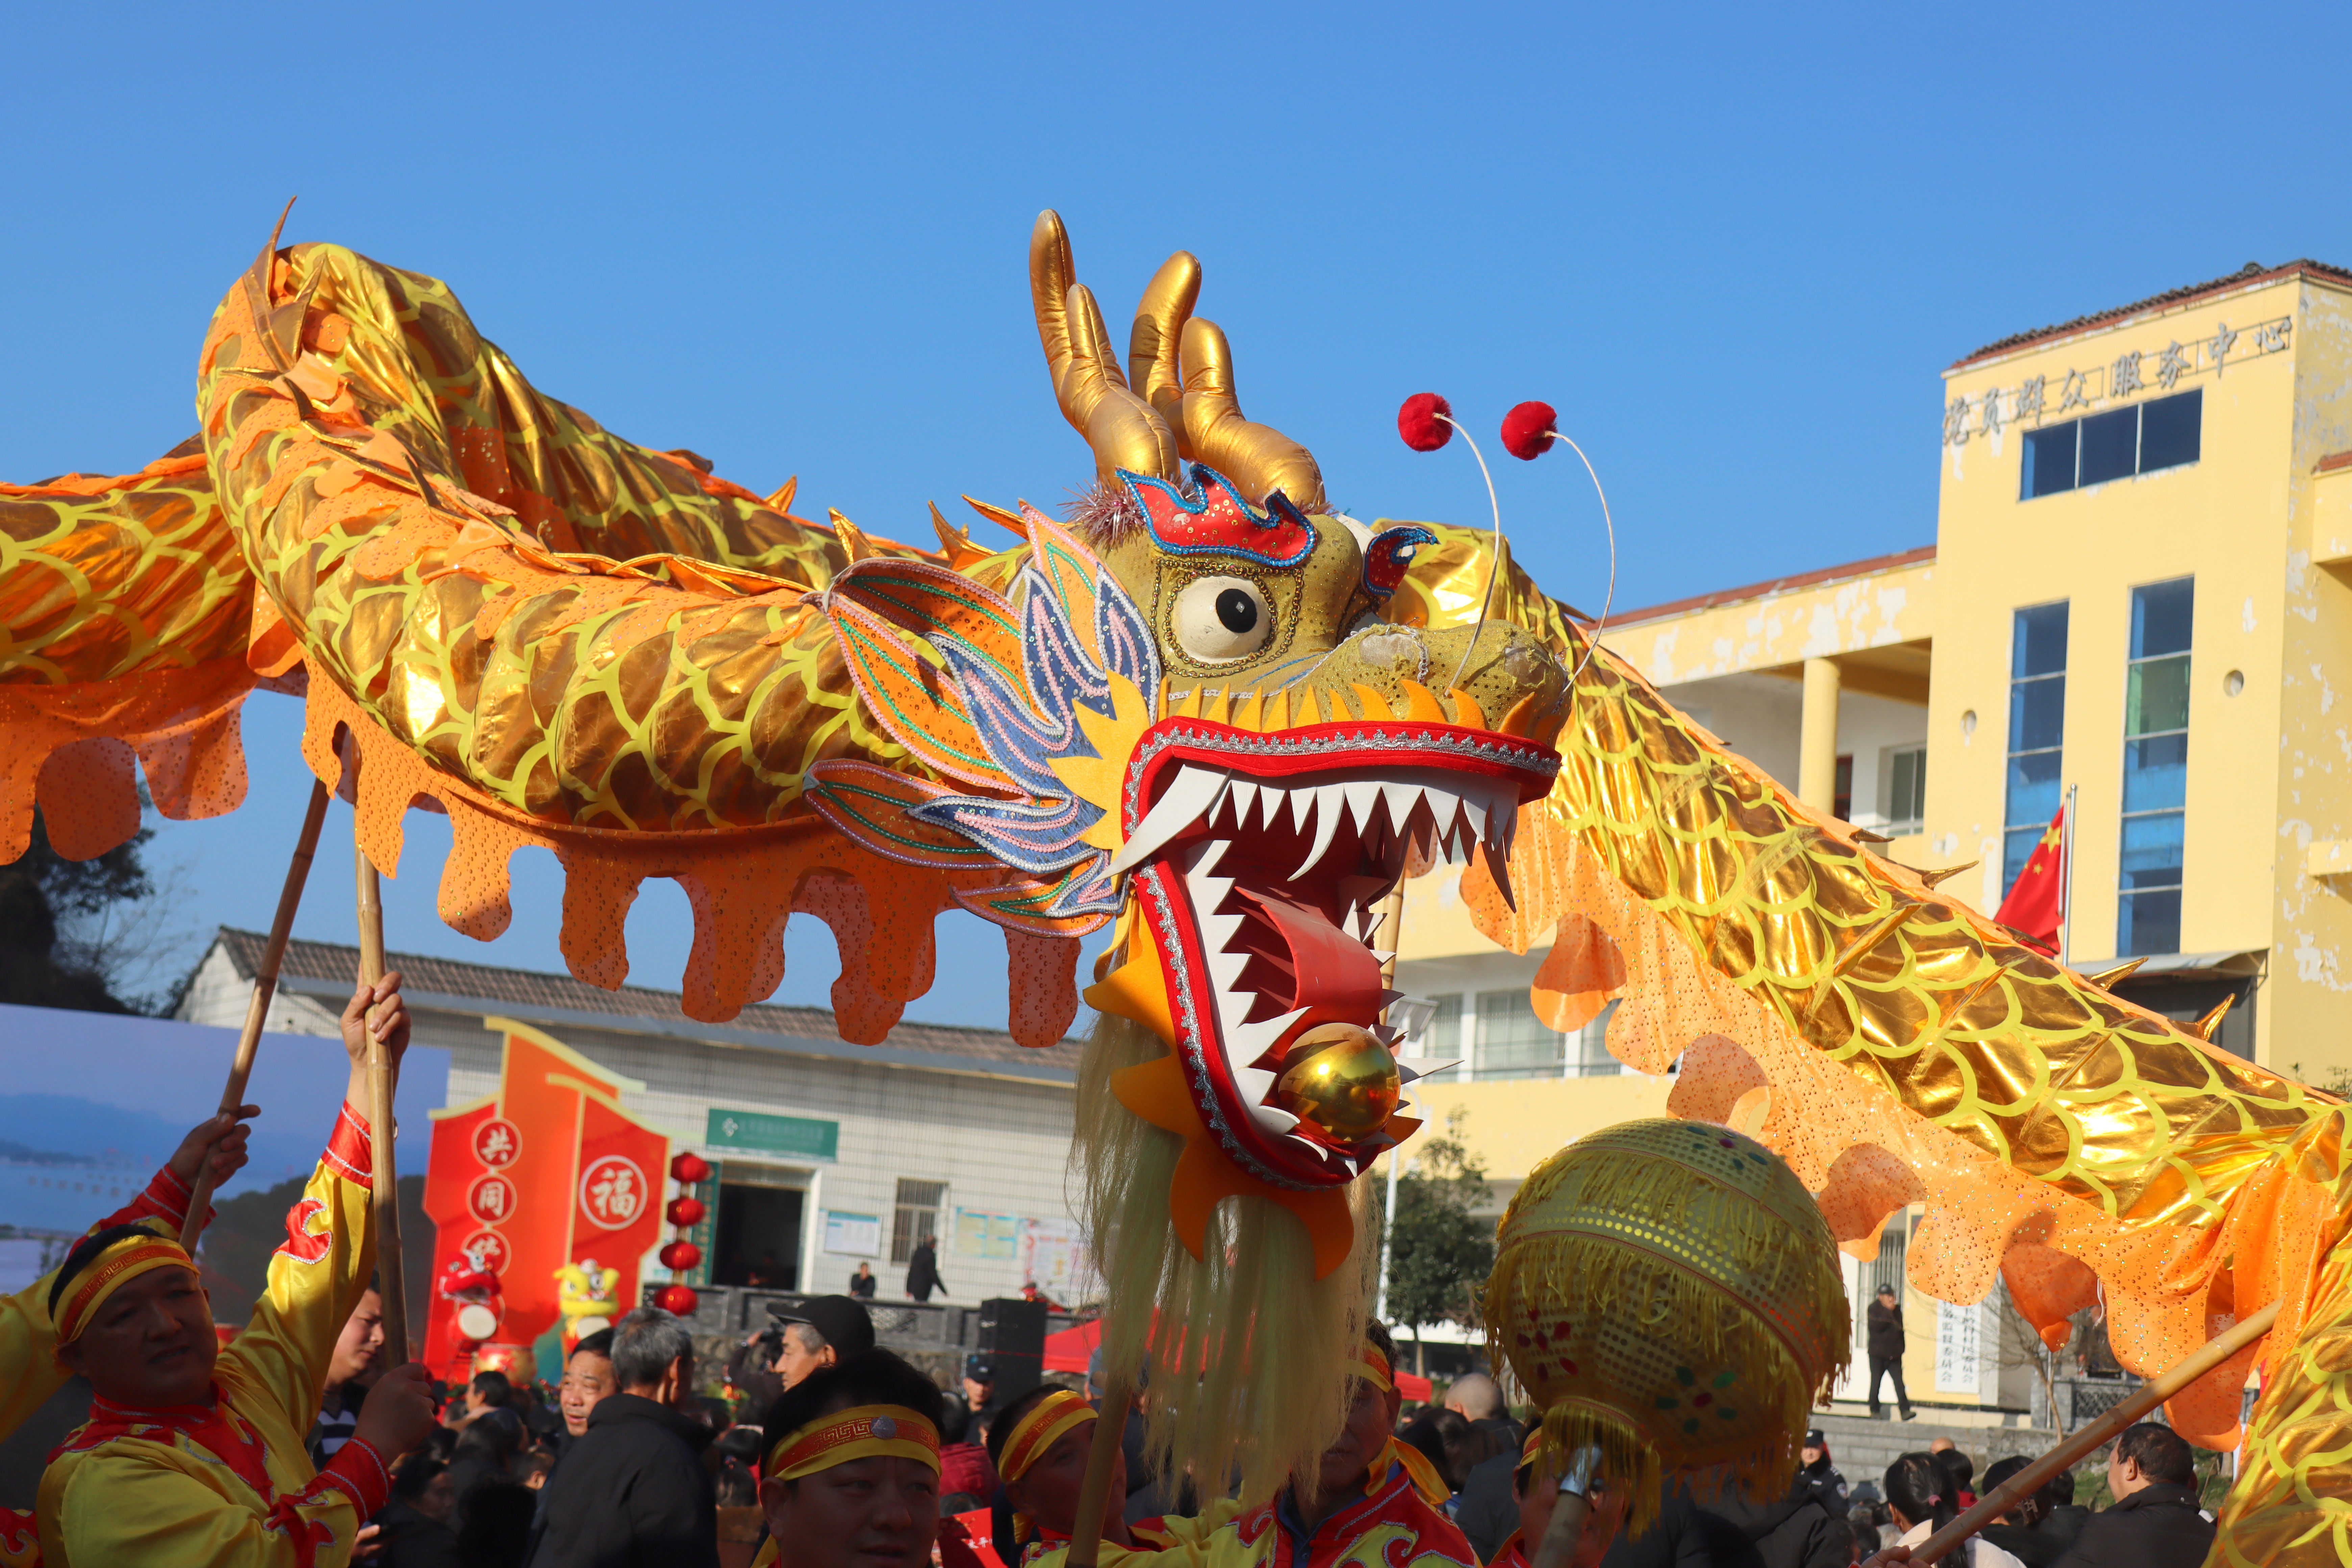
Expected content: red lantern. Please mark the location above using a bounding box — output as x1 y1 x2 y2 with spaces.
665 1196 706 1227
659 1240 703 1272
670 1152 712 1184
654 1284 699 1316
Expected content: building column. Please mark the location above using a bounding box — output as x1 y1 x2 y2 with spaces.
1798 656 1842 815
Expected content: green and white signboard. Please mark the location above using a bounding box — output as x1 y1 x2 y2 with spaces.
705 1108 839 1161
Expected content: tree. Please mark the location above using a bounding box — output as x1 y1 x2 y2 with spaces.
0 801 193 1014
1382 1106 1493 1377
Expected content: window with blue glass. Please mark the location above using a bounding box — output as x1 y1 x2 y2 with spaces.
2118 579 2192 956
2004 603 2069 892
2020 388 2201 499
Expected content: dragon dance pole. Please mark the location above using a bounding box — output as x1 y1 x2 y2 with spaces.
1065 1368 1133 1568
180 779 333 1248
354 830 410 1364
1905 1299 2279 1565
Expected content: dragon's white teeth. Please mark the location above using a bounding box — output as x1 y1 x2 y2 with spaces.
1480 836 1518 909
1254 1105 1302 1135
1229 779 1260 832
1227 1006 1311 1061
1342 779 1385 835
1111 765 1228 875
1293 789 1346 877
1198 908 1247 955
1206 947 1251 992
1396 1055 1461 1083
1368 949 1396 965
1261 787 1293 833
1233 1066 1277 1101
1382 781 1424 836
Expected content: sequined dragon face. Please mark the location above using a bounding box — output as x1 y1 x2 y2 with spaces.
806 213 1571 1271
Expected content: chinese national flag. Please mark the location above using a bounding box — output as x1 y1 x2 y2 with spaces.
1996 805 2065 953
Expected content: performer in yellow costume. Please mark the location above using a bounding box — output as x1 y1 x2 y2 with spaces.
0 1110 257 1567
1479 1430 1625 1568
1091 1327 1472 1568
34 973 437 1568
752 1349 950 1568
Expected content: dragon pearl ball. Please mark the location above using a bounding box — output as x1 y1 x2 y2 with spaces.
1272 1024 1402 1143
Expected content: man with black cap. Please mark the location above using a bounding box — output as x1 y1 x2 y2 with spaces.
729 1296 876 1416
938 1355 998 1446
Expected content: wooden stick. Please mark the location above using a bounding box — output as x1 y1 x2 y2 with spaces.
1375 884 1407 990
1528 1490 1592 1568
354 834 410 1365
1065 1370 1132 1568
180 780 332 1247
1907 1299 2280 1565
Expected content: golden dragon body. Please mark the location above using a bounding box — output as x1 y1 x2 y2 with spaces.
2 217 2344 1562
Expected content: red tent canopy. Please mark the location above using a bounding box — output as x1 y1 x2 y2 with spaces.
1041 1318 1436 1401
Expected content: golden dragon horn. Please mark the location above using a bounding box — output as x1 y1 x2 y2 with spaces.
1030 211 1178 490
1128 250 1328 514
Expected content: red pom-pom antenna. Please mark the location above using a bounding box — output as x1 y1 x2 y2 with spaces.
654 1284 699 1316
1397 392 1453 451
1501 401 1557 461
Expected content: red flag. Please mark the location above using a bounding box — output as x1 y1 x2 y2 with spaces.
1996 805 2065 953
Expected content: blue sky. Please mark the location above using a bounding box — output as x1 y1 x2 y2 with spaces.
6 3 2349 1030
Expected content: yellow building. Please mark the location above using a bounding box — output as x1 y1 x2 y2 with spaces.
1388 257 2352 1407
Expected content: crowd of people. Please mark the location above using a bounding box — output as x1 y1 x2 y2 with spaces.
1 969 2229 1568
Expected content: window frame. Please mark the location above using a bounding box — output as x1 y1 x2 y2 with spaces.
2003 601 2070 893
2117 578 2194 956
2018 387 2202 500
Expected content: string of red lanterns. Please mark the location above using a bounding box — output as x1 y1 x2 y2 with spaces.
652 1151 711 1315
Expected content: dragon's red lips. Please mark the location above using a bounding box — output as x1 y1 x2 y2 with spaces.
1117 717 1561 1189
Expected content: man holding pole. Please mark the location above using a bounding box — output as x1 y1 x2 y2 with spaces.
34 971 439 1567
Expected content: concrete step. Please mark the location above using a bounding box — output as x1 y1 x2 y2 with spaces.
1810 1408 2061 1496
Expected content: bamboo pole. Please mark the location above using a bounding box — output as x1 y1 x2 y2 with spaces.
354 834 410 1364
1527 1491 1592 1568
1064 1370 1133 1568
1906 1299 2280 1565
180 780 332 1248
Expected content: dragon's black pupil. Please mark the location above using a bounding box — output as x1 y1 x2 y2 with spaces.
1215 588 1259 635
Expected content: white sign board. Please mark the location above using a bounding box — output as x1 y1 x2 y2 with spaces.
1935 1299 1982 1394
1018 1217 1093 1300
823 1210 882 1256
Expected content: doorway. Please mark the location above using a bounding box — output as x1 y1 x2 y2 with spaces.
713 1162 809 1289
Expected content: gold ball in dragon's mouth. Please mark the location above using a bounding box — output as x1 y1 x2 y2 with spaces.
1272 1024 1402 1144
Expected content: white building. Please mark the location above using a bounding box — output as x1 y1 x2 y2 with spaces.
177 928 1087 1314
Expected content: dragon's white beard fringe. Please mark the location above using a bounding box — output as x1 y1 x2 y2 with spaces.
1073 1014 1377 1505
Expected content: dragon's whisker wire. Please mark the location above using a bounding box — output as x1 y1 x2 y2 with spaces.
1438 413 1503 692
1544 428 1618 688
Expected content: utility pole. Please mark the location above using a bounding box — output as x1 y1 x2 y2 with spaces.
2059 783 2078 965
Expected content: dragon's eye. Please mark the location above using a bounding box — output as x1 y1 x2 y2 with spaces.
1173 575 1272 663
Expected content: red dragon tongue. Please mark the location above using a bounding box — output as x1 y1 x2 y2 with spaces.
1225 884 1386 1041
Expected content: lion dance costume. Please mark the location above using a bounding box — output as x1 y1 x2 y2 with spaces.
3 207 2348 1563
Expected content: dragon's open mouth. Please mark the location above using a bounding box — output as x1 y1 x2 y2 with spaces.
1111 711 1561 1189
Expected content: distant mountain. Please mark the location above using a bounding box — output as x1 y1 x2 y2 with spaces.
0 1140 100 1167
0 1093 320 1194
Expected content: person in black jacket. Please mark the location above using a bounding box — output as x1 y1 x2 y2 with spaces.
1865 1284 1914 1420
1974 1454 2063 1567
2050 1425 2211 1568
529 1305 718 1567
905 1236 945 1302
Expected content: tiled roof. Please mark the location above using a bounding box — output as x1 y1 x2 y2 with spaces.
1951 259 2352 370
1603 544 1936 630
214 927 1083 1080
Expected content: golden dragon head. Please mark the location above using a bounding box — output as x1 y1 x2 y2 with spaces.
806 213 1572 1274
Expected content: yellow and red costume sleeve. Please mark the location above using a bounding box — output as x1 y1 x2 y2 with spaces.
35 1104 387 1568
1024 1461 1475 1568
0 1164 201 1445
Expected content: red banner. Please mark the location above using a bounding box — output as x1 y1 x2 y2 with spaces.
421 1020 670 1380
